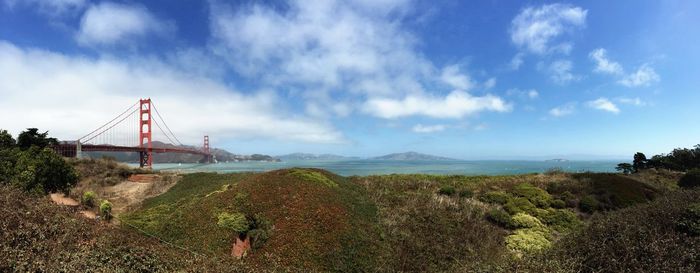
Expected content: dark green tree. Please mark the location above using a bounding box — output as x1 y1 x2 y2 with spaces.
633 152 647 172
12 147 77 194
0 129 15 150
17 128 57 150
616 163 634 174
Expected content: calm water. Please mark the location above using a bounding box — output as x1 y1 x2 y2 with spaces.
146 160 621 176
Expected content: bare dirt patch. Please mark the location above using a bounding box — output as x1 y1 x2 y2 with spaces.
50 193 79 206
101 175 179 214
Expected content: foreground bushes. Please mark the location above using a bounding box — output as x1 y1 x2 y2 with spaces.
679 169 700 188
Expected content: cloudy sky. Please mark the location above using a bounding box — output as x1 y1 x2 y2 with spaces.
1 0 699 159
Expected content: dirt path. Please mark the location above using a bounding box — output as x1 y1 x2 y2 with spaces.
50 193 79 206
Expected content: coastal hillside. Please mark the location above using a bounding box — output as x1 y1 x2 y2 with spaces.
275 153 358 160
372 151 455 161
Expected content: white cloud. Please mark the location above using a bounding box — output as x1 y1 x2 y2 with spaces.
510 53 524 70
412 124 446 133
528 90 539 99
507 88 539 99
77 2 174 46
209 0 508 120
3 0 86 16
549 103 575 117
546 59 579 84
440 65 474 90
589 48 623 75
617 97 646 106
483 77 497 89
510 3 587 54
0 41 343 144
619 64 660 87
587 97 620 114
362 91 511 119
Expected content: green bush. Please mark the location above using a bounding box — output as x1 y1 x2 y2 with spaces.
560 191 577 208
248 214 272 249
505 227 552 254
100 200 112 220
217 212 249 233
679 169 700 189
513 183 552 208
579 195 600 213
458 189 473 198
504 197 536 215
540 209 582 232
511 213 544 228
486 208 514 229
81 191 96 207
550 199 566 209
12 147 78 194
437 185 456 196
676 203 700 236
479 191 511 204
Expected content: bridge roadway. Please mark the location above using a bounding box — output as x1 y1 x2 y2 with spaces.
53 143 210 157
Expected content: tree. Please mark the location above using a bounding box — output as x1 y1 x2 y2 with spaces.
633 152 647 172
12 147 77 194
17 128 57 150
0 129 15 150
616 163 634 174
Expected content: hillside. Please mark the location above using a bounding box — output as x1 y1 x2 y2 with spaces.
372 151 455 161
121 169 380 271
275 153 358 160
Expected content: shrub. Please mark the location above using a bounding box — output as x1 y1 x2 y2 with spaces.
511 213 544 229
579 195 600 213
676 203 700 236
248 214 272 249
513 183 552 208
289 169 337 187
679 169 700 189
560 191 577 208
540 209 582 232
486 209 514 229
458 189 473 198
12 147 77 194
550 199 566 209
505 227 552 254
100 200 113 220
81 191 96 207
217 212 249 233
504 197 536 215
479 191 511 205
437 185 456 196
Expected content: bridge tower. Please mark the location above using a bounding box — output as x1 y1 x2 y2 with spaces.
139 98 153 168
203 135 214 163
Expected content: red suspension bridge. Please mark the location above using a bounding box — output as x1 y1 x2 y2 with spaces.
53 98 213 168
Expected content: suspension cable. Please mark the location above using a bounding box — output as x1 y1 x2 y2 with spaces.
151 102 183 146
82 108 138 144
78 102 139 141
152 118 176 145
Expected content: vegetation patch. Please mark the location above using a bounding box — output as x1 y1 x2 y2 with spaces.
676 202 700 236
505 227 552 254
289 168 338 187
679 169 700 189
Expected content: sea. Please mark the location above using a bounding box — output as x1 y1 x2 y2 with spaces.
145 160 622 176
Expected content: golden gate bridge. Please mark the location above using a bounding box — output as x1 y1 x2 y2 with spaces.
53 98 213 168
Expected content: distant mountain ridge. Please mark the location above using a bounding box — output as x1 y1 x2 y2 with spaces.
371 151 456 161
276 153 359 160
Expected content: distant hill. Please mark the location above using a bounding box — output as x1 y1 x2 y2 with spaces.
85 141 279 163
276 153 359 161
371 151 455 161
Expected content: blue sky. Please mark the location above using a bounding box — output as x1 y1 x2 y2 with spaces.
1 0 699 159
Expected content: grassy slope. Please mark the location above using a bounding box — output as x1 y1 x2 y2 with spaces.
122 169 381 272
6 164 689 272
0 185 257 272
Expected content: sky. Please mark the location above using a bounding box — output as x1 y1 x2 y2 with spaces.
1 0 699 159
